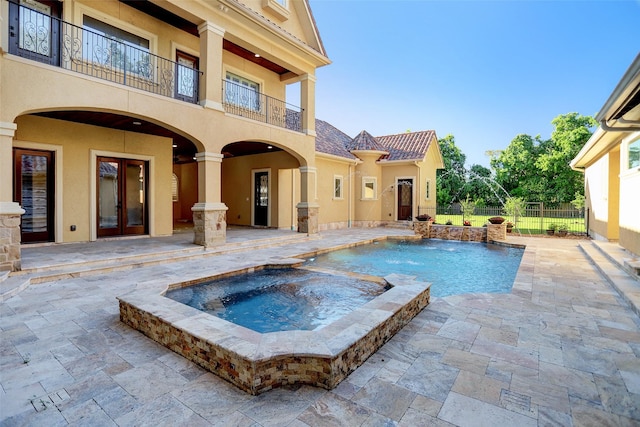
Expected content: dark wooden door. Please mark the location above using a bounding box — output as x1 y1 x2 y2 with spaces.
254 171 268 226
97 157 147 237
397 180 413 221
14 148 55 243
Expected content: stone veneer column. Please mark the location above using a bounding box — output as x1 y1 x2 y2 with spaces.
192 152 228 247
0 122 25 271
487 223 507 241
192 203 227 247
297 203 319 234
297 166 319 234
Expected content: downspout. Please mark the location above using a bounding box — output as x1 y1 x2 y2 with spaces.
414 161 421 218
348 163 353 228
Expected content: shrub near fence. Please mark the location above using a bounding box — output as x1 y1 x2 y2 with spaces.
418 205 587 235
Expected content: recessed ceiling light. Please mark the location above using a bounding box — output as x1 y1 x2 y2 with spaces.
267 145 273 149
132 121 142 125
254 53 260 58
172 144 178 148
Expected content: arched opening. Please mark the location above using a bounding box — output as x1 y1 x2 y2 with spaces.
12 110 201 242
221 141 302 230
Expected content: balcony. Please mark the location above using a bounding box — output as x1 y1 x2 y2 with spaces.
222 79 303 133
7 1 201 104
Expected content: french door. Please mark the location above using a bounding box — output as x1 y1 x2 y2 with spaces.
14 148 55 243
253 171 269 227
97 157 147 237
397 179 413 221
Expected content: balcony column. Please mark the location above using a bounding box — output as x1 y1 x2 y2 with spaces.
296 166 319 234
192 152 228 247
300 74 316 136
0 122 25 272
198 22 225 111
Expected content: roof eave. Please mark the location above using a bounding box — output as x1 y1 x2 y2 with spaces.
597 53 640 126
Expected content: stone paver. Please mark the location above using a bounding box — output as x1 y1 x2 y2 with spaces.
1 230 640 426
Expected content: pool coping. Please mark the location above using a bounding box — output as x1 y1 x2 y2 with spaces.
117 256 431 395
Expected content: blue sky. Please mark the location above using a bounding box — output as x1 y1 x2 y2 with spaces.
307 0 639 168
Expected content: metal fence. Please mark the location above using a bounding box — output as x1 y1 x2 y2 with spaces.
418 204 587 235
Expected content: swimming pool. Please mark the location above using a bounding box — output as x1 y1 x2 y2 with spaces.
305 239 524 297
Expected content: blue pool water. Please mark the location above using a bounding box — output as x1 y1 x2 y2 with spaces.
165 268 388 333
306 239 524 297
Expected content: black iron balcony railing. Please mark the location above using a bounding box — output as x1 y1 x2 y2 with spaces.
7 1 201 104
222 79 303 132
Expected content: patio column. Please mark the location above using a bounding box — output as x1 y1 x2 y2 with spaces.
192 152 227 247
198 22 225 111
297 166 319 234
0 122 25 272
300 74 316 135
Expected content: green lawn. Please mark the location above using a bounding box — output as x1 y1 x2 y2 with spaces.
431 213 586 235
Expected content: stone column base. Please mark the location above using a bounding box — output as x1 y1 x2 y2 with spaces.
191 203 228 247
0 202 25 272
297 203 319 234
487 223 507 241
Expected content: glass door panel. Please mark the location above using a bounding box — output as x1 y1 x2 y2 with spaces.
98 159 120 235
14 148 54 243
124 161 145 234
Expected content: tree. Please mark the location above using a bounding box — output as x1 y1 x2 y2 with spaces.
535 113 596 204
436 134 467 205
491 134 545 201
464 164 502 206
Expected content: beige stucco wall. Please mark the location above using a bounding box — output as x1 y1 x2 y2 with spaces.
380 163 417 221
315 156 353 229
352 152 384 223
221 151 299 228
13 115 173 242
584 154 611 241
173 162 198 222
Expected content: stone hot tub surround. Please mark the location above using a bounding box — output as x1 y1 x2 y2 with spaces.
118 266 430 395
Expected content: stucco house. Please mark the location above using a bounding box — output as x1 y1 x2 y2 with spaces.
0 0 444 272
570 53 640 258
0 0 330 270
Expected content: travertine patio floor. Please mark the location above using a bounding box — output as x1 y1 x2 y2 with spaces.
1 228 639 426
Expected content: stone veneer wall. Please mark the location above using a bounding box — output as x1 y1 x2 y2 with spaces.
413 222 506 242
118 274 430 395
0 213 23 271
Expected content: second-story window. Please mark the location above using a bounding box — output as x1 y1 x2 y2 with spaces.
83 15 151 78
225 72 260 112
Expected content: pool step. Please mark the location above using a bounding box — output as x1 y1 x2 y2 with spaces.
2 232 317 299
578 241 640 317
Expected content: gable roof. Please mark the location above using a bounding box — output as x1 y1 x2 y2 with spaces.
377 130 438 161
347 130 388 153
315 119 357 159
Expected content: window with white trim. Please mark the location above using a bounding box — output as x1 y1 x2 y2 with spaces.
425 179 431 200
362 177 377 200
333 175 343 199
83 15 151 78
225 72 260 111
627 137 640 170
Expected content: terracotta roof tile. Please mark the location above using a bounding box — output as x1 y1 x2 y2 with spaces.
315 119 357 159
347 130 388 152
376 130 437 161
